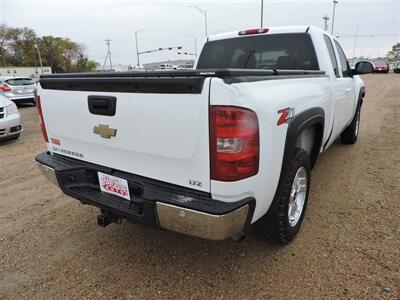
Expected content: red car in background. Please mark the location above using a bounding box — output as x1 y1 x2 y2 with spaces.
372 60 389 73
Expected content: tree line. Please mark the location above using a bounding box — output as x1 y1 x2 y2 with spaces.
0 24 98 73
386 43 400 65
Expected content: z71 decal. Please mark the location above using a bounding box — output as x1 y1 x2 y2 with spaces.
277 107 295 126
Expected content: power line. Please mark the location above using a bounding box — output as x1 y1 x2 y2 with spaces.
337 33 399 37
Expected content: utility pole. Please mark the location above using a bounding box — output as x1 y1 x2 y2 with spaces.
323 15 330 32
35 43 44 74
260 0 264 28
33 51 38 75
352 24 359 58
331 0 338 35
204 10 208 38
190 6 208 38
103 39 113 70
134 29 146 68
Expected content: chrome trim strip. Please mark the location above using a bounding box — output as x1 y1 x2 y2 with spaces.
36 162 58 186
156 202 249 240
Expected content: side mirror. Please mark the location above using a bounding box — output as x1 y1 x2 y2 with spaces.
353 61 373 75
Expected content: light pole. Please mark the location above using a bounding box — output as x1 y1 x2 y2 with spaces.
260 0 264 28
134 29 146 68
190 5 208 38
331 0 338 35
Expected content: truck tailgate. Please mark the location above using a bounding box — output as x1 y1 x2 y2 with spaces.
39 77 211 192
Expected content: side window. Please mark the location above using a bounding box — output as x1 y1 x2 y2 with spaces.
334 40 351 78
323 35 339 77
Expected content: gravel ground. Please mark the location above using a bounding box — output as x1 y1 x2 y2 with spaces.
0 74 399 299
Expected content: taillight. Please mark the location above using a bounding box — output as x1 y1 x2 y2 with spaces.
36 96 49 142
0 84 11 92
238 28 269 35
210 106 259 181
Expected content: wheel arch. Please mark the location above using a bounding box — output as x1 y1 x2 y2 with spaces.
268 107 324 214
285 107 325 169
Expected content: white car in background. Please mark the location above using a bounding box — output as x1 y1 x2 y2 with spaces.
158 64 177 70
0 95 23 141
0 76 37 106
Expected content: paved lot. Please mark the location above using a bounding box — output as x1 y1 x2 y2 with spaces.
0 74 399 299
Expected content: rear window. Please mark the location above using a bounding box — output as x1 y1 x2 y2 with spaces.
197 33 319 70
5 78 35 86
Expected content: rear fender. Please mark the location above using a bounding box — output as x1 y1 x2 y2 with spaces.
268 107 324 213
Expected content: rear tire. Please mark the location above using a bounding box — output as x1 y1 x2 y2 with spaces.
256 148 311 244
340 104 361 144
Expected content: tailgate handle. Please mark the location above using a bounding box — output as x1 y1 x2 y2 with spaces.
88 96 116 116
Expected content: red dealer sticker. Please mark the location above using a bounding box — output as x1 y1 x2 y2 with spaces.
98 172 131 201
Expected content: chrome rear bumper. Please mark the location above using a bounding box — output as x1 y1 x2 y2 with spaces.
36 162 58 186
156 202 249 240
35 156 252 241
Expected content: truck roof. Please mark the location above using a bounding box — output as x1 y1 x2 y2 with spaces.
208 26 325 41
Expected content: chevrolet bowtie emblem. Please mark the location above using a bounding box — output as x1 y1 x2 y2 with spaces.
93 124 117 139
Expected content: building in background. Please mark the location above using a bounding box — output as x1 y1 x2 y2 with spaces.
143 59 195 70
93 60 196 72
94 64 131 72
0 66 52 79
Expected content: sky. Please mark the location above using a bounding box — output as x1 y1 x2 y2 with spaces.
1 0 399 67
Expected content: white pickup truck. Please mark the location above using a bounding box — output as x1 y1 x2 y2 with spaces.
35 26 373 244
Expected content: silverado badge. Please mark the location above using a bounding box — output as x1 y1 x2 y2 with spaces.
93 124 117 139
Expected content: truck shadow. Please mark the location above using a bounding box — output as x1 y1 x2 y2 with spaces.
67 211 295 297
